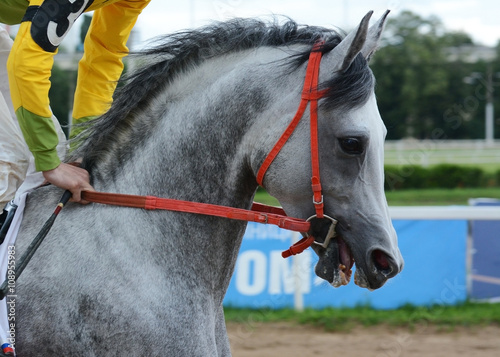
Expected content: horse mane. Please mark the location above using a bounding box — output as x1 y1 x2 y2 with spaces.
72 17 374 174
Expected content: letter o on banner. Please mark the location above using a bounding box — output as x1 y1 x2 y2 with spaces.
235 250 266 296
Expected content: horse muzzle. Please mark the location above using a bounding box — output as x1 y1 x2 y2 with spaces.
309 216 403 290
354 247 403 290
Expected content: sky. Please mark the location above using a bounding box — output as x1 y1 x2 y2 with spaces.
2 1 498 50
131 0 500 48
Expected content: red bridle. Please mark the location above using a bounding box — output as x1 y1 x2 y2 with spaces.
256 41 327 219
81 42 335 258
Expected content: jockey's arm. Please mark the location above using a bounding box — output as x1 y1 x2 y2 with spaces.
7 0 66 173
6 0 150 201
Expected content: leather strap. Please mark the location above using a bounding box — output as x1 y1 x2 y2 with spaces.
256 42 327 218
281 236 316 258
82 191 310 233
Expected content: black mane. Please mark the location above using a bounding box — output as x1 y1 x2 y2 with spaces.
74 18 374 173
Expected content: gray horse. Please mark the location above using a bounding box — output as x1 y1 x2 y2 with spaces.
13 11 403 356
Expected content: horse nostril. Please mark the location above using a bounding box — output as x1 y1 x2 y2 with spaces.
372 249 393 276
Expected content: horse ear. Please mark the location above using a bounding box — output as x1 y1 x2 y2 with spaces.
361 10 390 61
331 11 373 73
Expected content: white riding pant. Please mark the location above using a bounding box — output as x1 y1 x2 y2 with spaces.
0 26 67 207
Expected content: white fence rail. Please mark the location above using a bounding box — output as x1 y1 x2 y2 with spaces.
384 139 500 167
389 206 500 220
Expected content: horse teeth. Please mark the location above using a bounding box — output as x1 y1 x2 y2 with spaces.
339 270 348 285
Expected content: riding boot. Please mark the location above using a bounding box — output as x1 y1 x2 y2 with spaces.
0 200 17 245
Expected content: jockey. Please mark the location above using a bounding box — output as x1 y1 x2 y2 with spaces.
0 0 151 205
0 25 66 221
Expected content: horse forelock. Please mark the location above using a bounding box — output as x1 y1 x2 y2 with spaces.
287 39 375 111
73 17 373 175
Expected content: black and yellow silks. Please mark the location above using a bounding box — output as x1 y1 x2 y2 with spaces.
2 0 151 171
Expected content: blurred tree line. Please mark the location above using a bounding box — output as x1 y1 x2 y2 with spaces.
370 11 500 140
48 11 500 140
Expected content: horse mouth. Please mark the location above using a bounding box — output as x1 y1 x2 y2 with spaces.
310 217 401 290
336 235 355 286
316 234 355 287
309 218 355 287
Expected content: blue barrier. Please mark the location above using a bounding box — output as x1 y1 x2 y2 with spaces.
224 220 467 309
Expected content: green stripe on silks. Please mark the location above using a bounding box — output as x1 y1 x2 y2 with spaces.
0 0 29 25
15 107 61 172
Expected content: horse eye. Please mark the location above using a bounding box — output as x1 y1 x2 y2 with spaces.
339 138 364 155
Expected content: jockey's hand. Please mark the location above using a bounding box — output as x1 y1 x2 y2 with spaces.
42 162 95 203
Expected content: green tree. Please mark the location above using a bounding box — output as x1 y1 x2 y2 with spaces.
371 11 486 140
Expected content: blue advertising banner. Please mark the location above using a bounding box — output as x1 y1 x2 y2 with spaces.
470 199 500 301
224 220 467 309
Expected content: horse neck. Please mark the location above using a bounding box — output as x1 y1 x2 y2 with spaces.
92 48 297 207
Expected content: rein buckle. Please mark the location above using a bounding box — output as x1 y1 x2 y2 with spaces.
313 194 324 205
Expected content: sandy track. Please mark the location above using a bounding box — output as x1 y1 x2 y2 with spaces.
227 322 500 357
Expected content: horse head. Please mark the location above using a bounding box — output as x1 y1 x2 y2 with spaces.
258 11 403 290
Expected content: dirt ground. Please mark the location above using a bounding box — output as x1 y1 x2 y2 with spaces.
227 322 500 357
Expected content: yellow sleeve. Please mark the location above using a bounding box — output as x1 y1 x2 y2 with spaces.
7 19 60 171
72 0 151 120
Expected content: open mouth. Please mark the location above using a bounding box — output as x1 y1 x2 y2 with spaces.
309 217 355 287
309 217 400 290
336 235 355 286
